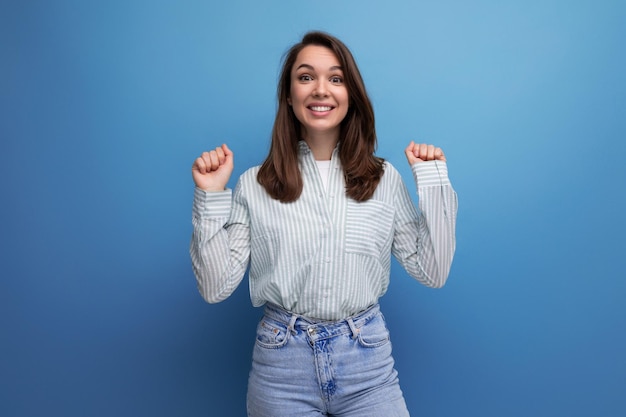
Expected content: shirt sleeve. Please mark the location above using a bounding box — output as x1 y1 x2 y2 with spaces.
189 180 251 303
391 160 458 288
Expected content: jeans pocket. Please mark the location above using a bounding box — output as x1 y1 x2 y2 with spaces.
356 313 391 348
255 317 291 349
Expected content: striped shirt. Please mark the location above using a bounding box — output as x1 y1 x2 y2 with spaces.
190 141 458 320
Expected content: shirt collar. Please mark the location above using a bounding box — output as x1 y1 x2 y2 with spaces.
297 140 340 158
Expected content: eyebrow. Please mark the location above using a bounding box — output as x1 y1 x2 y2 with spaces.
295 64 343 71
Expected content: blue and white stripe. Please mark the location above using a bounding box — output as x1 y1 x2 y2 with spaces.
190 142 458 320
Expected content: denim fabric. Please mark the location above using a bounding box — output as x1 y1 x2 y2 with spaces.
247 303 410 417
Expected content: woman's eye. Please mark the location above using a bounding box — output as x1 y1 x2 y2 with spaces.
299 74 312 81
330 76 343 84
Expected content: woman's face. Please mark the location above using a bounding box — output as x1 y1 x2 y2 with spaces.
288 45 349 142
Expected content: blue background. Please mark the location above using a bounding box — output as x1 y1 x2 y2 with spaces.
2 0 625 416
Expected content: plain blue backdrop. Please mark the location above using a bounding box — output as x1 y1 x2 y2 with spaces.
2 0 625 416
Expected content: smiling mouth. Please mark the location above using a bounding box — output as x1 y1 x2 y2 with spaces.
309 105 334 112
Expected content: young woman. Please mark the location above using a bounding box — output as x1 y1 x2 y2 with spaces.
190 31 457 417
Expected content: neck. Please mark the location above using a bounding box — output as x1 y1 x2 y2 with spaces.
303 130 338 161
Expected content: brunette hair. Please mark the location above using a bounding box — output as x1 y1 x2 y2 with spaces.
257 31 384 202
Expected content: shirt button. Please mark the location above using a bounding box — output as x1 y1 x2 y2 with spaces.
308 327 317 336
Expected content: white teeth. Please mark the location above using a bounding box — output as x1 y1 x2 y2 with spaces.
310 106 332 111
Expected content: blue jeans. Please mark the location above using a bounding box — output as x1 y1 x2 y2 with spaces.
247 303 410 417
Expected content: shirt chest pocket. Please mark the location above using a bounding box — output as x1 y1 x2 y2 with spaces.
345 199 395 258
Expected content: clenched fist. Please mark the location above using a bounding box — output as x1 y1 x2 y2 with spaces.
192 144 234 191
405 141 446 165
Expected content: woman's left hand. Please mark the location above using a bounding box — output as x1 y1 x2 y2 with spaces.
405 141 446 165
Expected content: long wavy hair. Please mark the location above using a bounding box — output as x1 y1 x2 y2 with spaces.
257 31 384 203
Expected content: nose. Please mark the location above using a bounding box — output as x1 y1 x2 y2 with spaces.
313 79 328 97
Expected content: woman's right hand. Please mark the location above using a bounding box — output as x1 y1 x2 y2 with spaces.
192 144 234 191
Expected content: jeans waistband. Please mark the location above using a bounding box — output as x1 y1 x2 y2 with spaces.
263 303 380 339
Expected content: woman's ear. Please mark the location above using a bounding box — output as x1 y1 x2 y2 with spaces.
287 97 292 106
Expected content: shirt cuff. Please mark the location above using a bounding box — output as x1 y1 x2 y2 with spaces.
192 187 232 219
411 160 451 187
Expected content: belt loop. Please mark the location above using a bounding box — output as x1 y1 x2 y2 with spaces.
287 314 298 335
346 317 360 339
